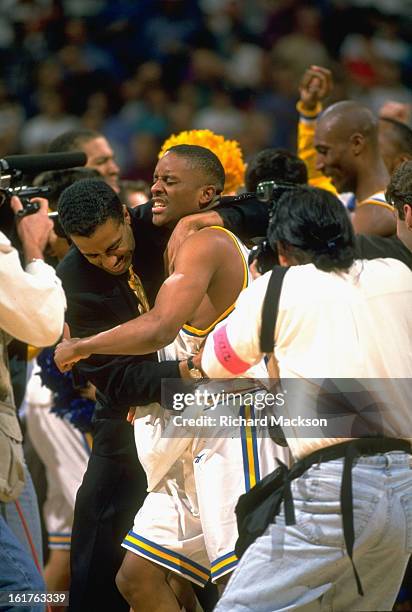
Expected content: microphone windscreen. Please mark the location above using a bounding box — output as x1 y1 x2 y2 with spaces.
2 152 87 174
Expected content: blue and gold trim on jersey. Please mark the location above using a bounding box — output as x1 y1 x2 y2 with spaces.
81 432 93 455
182 226 249 338
48 532 71 550
122 531 210 587
356 192 394 212
240 404 261 491
182 302 237 338
210 551 238 581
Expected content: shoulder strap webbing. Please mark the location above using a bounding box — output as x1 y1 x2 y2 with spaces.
260 266 289 354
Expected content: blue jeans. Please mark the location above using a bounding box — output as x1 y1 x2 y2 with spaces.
216 452 412 612
0 465 45 612
0 514 45 612
1 466 44 569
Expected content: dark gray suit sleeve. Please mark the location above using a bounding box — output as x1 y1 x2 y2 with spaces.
75 355 179 412
217 197 269 240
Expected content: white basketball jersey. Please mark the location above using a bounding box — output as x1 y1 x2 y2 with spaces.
158 226 266 379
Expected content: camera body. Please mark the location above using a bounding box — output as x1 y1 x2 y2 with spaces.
248 180 298 274
0 161 56 246
0 185 51 215
0 157 51 216
0 151 86 234
248 239 279 275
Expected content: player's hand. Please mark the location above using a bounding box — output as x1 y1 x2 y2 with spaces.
249 258 262 280
54 324 90 372
78 382 97 401
127 407 137 425
299 65 333 112
191 346 204 371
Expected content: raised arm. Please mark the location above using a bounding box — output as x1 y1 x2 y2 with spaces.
297 65 336 194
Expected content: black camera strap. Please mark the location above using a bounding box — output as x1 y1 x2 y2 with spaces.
259 266 289 353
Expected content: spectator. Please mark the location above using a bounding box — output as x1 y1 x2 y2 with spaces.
21 90 79 154
119 179 151 208
48 128 121 193
298 65 396 235
378 117 412 175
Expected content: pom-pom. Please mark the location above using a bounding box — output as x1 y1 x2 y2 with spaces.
37 348 94 433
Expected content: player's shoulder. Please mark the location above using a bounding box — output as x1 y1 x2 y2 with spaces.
175 226 238 270
196 225 243 252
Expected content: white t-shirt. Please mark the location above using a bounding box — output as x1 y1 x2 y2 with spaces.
202 258 412 459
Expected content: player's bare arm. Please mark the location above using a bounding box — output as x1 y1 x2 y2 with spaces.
54 228 243 368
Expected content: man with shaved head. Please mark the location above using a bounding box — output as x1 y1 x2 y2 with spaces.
297 65 397 236
314 100 395 235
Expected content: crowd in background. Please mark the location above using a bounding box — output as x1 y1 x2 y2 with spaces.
1 0 412 182
1 2 412 611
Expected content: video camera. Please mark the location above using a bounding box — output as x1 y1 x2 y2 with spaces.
0 185 51 215
248 180 298 274
0 151 87 219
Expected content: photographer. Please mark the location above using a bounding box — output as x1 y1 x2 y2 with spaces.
202 185 412 612
0 194 66 608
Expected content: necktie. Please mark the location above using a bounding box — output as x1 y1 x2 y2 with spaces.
127 265 150 315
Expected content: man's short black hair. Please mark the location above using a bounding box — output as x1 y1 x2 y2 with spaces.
245 148 308 193
48 129 101 153
58 178 123 237
268 185 355 272
165 144 225 194
385 160 412 220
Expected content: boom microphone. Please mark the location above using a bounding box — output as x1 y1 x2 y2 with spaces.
0 151 87 174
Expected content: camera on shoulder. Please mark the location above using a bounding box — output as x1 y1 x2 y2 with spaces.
0 151 86 236
248 180 298 274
